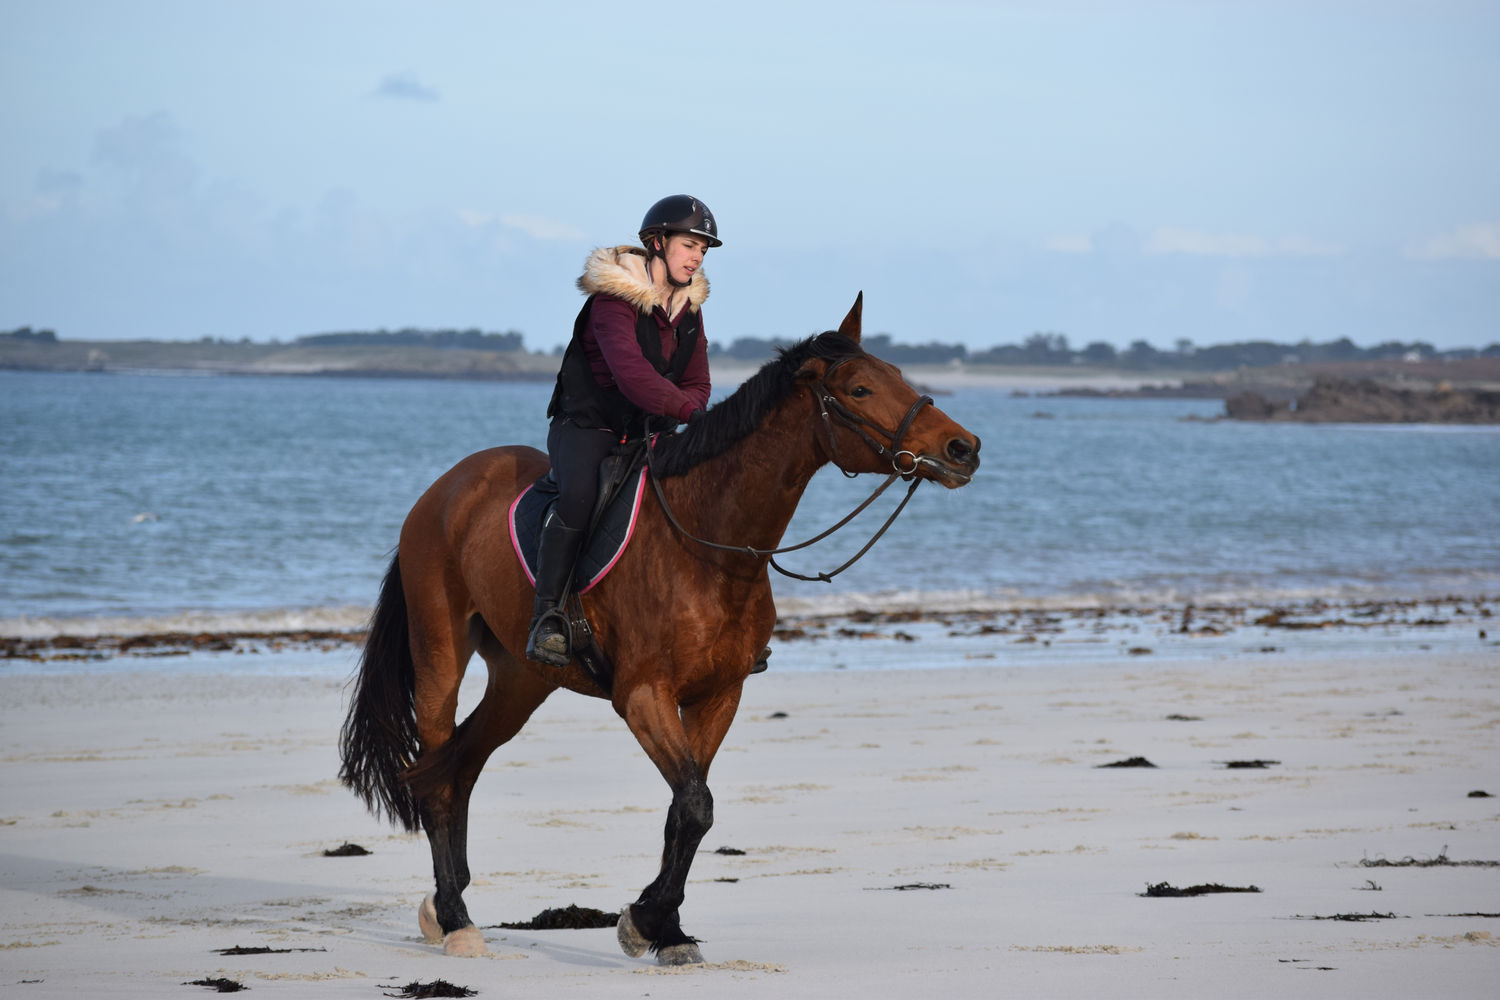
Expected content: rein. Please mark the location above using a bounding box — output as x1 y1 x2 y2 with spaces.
645 362 935 583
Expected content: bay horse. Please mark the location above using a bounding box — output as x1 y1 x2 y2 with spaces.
338 294 980 963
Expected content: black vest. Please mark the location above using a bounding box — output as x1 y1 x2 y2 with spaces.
547 295 701 437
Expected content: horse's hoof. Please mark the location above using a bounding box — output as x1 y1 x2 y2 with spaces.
657 942 704 966
417 893 443 945
616 905 649 958
443 925 487 957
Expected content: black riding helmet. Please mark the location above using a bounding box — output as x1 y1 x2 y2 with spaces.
639 195 722 250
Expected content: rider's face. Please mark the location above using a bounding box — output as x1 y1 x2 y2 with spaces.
661 234 708 285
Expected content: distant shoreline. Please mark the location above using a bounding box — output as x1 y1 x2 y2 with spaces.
5 335 1500 399
4 594 1491 666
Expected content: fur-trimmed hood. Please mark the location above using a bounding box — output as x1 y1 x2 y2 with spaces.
576 245 709 320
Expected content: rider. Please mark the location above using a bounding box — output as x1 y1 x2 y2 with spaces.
525 194 719 667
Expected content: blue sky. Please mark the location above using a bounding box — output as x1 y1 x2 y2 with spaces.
3 0 1496 351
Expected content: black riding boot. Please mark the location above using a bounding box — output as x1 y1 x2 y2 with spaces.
525 511 587 667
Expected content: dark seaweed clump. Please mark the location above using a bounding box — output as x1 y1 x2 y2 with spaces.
322 842 371 856
1360 848 1500 868
1142 882 1260 897
1097 756 1157 768
382 982 477 999
494 904 619 930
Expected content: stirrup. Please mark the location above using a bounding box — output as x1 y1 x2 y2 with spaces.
526 607 573 667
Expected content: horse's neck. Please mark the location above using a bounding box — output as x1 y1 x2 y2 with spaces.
672 398 825 553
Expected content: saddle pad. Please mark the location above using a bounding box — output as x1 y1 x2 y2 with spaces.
509 466 650 594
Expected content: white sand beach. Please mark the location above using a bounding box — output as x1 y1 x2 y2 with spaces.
3 638 1498 998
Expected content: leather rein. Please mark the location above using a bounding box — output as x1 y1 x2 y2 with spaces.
645 359 935 583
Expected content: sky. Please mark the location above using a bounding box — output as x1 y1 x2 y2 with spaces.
2 0 1497 352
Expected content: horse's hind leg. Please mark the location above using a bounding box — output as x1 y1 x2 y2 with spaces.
405 615 554 956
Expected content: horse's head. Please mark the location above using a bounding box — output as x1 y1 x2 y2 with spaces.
795 294 980 488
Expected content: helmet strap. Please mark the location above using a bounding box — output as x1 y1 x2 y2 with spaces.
648 233 692 288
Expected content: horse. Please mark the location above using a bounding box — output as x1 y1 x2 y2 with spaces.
338 294 981 963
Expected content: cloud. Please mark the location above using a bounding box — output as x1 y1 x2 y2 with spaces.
35 167 83 196
1041 224 1145 258
1405 222 1500 260
91 112 193 178
1144 228 1343 258
374 72 440 102
85 112 200 212
1043 233 1093 253
458 210 585 242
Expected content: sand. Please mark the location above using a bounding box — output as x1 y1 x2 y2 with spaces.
3 641 1498 998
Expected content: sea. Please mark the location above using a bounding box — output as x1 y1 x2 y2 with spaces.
3 369 1498 661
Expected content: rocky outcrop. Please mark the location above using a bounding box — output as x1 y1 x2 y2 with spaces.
1227 376 1500 423
1224 391 1290 420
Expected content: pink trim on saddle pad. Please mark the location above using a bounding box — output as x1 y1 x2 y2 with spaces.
508 486 537 588
508 465 650 594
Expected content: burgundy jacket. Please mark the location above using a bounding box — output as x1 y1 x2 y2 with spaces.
575 246 710 423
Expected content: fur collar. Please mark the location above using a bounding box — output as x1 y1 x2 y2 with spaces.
576 245 709 319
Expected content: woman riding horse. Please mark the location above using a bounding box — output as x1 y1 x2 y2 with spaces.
527 194 721 667
338 292 981 964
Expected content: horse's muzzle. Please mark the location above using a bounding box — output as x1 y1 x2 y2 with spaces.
919 434 980 488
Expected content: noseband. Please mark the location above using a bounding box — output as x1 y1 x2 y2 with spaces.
813 356 934 479
646 355 938 583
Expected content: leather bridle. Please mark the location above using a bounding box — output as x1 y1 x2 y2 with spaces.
646 358 940 583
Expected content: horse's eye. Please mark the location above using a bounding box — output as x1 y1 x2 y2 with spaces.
849 386 872 399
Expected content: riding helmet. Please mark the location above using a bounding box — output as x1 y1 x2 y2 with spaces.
639 195 722 248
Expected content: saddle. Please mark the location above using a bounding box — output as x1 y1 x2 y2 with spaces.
508 440 652 691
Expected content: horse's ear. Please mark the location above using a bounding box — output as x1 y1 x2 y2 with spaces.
837 292 863 343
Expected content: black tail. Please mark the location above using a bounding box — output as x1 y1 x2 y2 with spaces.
338 554 423 832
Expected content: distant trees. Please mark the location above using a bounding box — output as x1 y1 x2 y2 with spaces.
294 327 525 352
710 329 1497 370
863 333 967 365
10 322 1497 369
715 335 795 361
1 326 57 342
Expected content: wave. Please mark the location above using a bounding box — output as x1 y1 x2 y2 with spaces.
4 576 1497 641
774 575 1500 619
0 605 372 641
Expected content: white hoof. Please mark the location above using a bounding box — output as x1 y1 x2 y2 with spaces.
443 924 487 957
616 904 649 958
657 941 704 966
417 893 443 944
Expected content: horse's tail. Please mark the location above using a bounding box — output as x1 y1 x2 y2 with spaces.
338 554 423 832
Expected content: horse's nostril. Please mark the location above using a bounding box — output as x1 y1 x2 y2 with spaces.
946 437 976 463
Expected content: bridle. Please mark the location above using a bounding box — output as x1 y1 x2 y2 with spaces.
646 357 938 583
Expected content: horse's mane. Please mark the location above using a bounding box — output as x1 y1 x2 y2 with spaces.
650 330 864 478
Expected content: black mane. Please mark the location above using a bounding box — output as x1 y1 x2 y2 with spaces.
650 331 864 478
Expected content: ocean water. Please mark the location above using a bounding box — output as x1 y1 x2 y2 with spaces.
2 369 1498 637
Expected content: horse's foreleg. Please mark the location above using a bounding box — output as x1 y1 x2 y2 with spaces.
618 764 712 965
618 683 744 965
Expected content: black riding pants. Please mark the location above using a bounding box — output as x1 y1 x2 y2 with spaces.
546 419 617 530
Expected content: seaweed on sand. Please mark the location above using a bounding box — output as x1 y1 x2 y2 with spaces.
1359 847 1500 868
1097 756 1157 768
382 982 477 999
185 979 248 993
492 904 619 930
1141 882 1260 897
867 882 953 891
322 842 371 856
